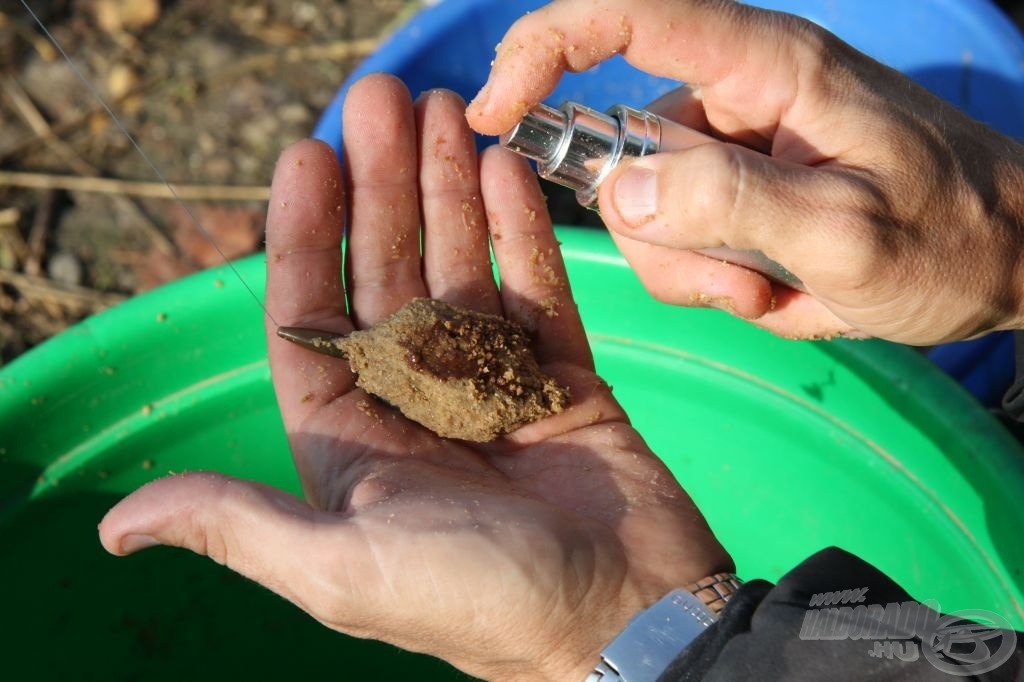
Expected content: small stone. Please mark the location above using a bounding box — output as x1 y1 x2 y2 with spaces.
106 63 137 98
279 103 310 125
47 251 83 287
92 0 161 35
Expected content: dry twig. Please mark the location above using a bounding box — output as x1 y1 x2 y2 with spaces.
0 169 270 202
211 37 381 81
0 269 126 308
1 74 177 255
24 189 54 277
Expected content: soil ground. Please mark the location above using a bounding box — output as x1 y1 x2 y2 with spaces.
0 0 414 363
0 0 1022 364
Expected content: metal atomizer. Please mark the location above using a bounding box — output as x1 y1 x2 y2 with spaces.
500 101 802 290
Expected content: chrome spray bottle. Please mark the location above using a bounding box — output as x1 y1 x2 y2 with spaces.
500 101 802 289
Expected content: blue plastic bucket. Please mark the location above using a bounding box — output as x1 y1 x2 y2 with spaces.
313 0 1024 406
314 0 1024 147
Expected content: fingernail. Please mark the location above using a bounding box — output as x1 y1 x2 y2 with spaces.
120 533 160 553
415 88 443 104
469 82 492 113
612 165 658 226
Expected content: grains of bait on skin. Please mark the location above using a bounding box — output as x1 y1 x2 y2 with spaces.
528 248 560 286
539 296 560 318
618 14 631 38
356 399 383 422
300 393 315 404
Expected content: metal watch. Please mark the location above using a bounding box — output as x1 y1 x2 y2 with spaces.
585 573 742 682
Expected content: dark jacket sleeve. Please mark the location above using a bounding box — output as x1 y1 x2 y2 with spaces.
660 547 1023 681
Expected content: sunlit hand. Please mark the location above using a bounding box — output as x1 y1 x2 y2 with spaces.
98 74 731 681
467 0 1024 344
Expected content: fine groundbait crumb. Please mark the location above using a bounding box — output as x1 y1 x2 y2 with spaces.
335 298 569 441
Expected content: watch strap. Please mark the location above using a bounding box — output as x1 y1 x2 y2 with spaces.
685 572 743 615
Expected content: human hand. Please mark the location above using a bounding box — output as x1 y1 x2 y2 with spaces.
98 74 731 681
467 0 1024 344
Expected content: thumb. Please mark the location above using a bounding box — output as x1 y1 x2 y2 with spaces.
98 472 351 606
597 143 862 285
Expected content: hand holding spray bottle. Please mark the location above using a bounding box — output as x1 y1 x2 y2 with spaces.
499 101 803 290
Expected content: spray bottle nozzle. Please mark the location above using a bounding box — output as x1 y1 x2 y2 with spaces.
499 102 567 163
499 101 661 208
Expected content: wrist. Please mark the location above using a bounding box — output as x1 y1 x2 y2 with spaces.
541 597 647 681
524 536 734 681
551 562 737 680
575 576 742 681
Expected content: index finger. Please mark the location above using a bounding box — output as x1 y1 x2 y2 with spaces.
465 0 805 136
265 140 355 426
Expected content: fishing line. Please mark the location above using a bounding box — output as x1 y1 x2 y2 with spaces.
17 0 278 326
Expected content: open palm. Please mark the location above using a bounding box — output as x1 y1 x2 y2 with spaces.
99 74 730 681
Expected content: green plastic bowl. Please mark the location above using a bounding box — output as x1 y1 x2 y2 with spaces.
2 226 1023 680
